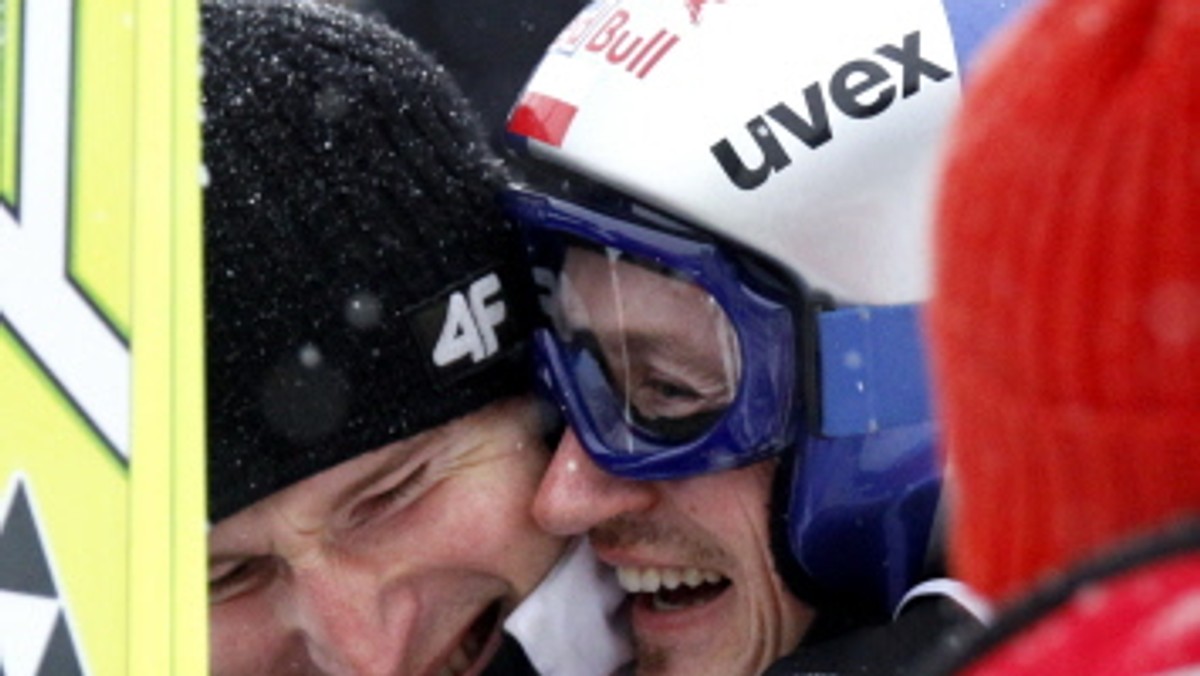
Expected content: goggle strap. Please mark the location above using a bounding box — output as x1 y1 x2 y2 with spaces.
817 304 932 437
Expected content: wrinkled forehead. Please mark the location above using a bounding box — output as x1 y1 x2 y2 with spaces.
210 397 543 536
209 430 420 539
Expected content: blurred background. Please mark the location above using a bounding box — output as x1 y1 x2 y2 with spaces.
335 0 588 150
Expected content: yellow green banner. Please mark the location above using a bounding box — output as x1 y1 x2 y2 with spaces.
0 0 206 673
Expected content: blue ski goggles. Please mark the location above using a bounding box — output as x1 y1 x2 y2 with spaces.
502 186 933 481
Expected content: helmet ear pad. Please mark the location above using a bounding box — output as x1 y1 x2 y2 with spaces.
769 447 860 616
769 447 886 630
768 424 945 620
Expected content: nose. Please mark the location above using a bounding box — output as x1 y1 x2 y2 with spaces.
532 428 657 536
288 558 413 676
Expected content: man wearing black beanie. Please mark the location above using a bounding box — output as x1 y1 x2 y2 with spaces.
202 1 628 673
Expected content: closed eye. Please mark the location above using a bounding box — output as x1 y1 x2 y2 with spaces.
348 462 430 527
645 378 702 403
209 556 277 604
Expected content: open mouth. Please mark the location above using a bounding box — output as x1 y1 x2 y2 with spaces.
616 565 732 612
436 599 503 676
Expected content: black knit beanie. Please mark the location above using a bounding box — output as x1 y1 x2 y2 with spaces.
202 0 535 522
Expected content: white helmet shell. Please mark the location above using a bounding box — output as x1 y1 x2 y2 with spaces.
508 0 966 304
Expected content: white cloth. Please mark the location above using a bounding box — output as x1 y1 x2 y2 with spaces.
506 537 632 675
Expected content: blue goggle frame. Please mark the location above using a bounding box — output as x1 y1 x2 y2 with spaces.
503 186 934 481
505 187 798 479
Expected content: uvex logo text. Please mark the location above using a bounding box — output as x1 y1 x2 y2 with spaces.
557 2 680 80
712 31 952 190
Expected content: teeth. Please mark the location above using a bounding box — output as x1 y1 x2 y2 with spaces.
620 567 642 593
642 568 660 592
661 568 681 590
616 565 727 594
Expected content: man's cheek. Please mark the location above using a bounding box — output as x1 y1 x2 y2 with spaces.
419 468 534 547
209 603 290 675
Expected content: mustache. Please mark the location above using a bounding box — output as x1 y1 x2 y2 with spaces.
590 513 730 569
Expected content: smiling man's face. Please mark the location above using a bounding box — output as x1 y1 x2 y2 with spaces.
533 432 815 676
208 396 565 676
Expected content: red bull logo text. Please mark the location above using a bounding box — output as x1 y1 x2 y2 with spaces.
554 1 681 80
587 10 680 79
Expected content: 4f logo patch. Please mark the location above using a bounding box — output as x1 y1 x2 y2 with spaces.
409 269 526 384
433 272 506 367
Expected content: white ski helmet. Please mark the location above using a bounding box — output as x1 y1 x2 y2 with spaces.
506 0 1027 304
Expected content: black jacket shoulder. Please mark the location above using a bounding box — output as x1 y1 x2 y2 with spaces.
764 595 982 676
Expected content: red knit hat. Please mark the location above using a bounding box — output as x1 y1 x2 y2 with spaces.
929 0 1200 603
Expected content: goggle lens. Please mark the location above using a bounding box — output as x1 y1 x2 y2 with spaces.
539 245 742 446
